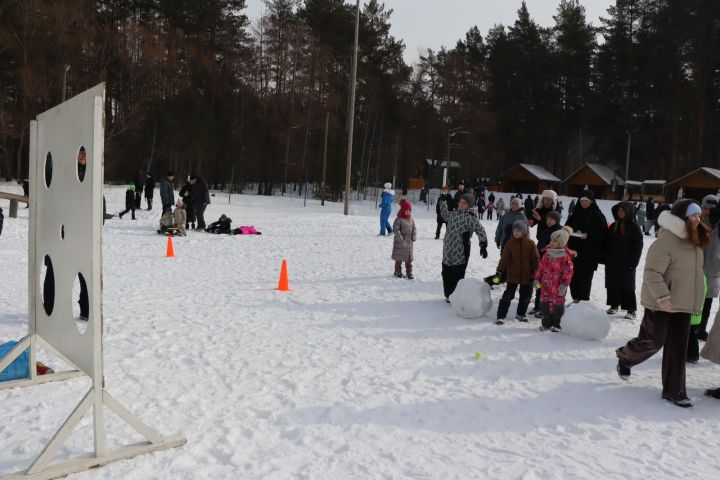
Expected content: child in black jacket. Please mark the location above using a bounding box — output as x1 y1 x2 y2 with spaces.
118 185 137 219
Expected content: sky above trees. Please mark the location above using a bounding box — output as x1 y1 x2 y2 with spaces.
244 0 614 62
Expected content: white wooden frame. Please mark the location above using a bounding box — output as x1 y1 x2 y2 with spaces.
0 84 185 480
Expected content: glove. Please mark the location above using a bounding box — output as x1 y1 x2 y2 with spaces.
535 281 542 290
493 272 502 284
496 242 500 249
480 243 488 259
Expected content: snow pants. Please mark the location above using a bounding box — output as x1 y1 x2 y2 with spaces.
607 289 637 312
616 309 691 401
540 302 565 329
380 205 392 235
497 283 532 319
435 220 445 239
442 262 467 299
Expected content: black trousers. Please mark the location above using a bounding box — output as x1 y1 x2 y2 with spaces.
699 297 713 336
134 192 142 209
688 325 699 360
435 221 445 238
195 202 208 228
497 283 532 319
145 195 153 210
119 206 136 219
617 309 691 401
540 302 565 329
442 263 468 299
607 289 637 312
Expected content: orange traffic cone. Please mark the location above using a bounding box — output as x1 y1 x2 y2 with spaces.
166 236 175 258
276 259 291 291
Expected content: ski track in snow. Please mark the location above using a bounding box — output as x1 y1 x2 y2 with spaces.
1 184 720 479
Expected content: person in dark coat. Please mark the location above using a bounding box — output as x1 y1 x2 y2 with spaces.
528 190 561 241
605 202 643 319
144 173 155 210
645 198 656 235
568 198 576 217
488 192 496 204
435 186 454 239
133 171 144 209
189 174 210 230
179 178 196 230
0 206 4 237
160 171 175 214
565 190 608 302
524 196 535 220
118 185 137 219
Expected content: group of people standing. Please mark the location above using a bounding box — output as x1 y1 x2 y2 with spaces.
115 170 211 233
383 184 720 407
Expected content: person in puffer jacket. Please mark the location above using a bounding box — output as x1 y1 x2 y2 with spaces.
392 199 417 279
534 226 574 332
379 182 395 236
439 193 488 301
616 200 710 408
494 220 539 324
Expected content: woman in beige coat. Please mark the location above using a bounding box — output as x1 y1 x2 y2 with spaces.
616 200 710 408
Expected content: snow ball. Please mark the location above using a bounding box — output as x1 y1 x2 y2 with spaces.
562 303 611 341
450 278 493 319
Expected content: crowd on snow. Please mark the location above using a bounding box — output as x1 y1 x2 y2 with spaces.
381 183 720 408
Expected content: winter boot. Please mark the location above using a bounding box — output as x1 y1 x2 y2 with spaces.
550 326 562 333
704 387 720 399
495 319 505 325
617 357 631 380
406 266 414 280
607 307 618 315
624 311 637 320
665 397 693 408
394 263 403 278
516 314 528 322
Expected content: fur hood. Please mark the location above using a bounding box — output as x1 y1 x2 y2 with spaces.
382 188 395 196
657 210 687 240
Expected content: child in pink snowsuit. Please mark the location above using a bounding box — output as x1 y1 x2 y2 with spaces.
486 202 495 220
534 226 574 332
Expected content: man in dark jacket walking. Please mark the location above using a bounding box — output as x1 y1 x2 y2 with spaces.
160 171 175 214
133 171 144 209
435 186 454 239
189 174 210 230
145 173 155 210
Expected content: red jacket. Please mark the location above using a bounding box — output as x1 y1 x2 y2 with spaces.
534 247 574 310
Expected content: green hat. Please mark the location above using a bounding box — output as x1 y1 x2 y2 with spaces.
128 184 136 192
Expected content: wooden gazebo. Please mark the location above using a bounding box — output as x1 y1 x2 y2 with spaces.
500 163 561 195
563 163 624 200
667 167 720 202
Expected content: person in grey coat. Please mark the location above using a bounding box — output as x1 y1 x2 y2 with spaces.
439 193 488 301
392 199 417 279
160 171 175 214
495 197 526 249
189 174 211 230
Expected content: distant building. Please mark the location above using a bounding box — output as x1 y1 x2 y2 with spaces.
499 163 560 194
667 167 720 202
563 163 624 200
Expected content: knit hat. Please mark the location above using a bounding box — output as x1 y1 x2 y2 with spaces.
511 197 523 209
128 184 135 192
685 202 702 218
702 195 718 209
550 226 574 248
461 193 475 208
176 198 184 208
384 182 392 189
167 170 175 177
512 220 528 235
670 199 700 220
398 199 412 219
546 210 561 224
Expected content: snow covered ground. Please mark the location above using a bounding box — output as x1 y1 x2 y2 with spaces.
1 184 720 479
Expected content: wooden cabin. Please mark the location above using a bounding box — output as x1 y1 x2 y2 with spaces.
563 163 624 200
667 168 720 202
499 163 561 195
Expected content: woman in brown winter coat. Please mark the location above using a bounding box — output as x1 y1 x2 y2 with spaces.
616 199 709 408
494 220 539 324
392 199 417 279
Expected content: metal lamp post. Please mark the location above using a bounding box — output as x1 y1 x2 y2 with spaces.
343 0 361 215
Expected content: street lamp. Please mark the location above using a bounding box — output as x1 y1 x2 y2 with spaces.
446 127 469 187
343 0 361 216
